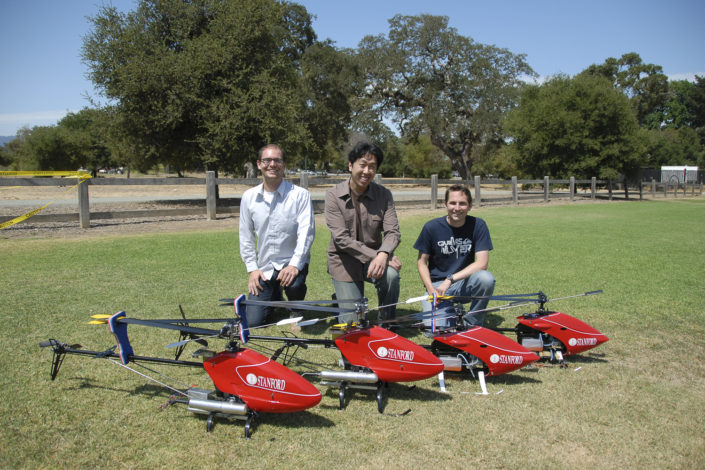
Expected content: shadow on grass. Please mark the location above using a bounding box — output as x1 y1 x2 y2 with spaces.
67 377 174 398
249 409 335 433
317 380 453 414
559 351 609 365
441 369 543 388
172 405 335 438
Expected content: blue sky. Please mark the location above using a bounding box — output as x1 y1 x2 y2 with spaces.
1 0 703 136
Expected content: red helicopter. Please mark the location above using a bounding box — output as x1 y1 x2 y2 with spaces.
221 296 445 413
402 290 609 365
369 289 606 393
40 296 322 437
368 295 541 394
486 290 609 363
238 294 540 397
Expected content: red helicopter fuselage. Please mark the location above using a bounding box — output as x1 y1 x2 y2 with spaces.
203 348 322 413
516 310 609 356
432 326 540 376
334 325 444 382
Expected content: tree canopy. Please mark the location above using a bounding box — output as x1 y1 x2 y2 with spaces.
505 74 642 180
580 52 669 129
356 14 534 179
4 4 702 182
81 0 354 174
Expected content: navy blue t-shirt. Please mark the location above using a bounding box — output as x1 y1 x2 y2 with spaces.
413 216 493 282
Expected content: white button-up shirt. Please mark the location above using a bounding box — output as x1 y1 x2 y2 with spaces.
239 180 315 280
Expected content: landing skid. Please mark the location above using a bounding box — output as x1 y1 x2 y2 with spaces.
325 379 387 413
201 410 257 438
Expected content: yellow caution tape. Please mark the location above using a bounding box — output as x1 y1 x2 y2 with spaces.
0 171 92 230
0 170 91 178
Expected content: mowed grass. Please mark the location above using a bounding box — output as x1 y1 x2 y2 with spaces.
1 198 704 468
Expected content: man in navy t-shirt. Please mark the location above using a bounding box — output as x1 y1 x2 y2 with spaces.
414 184 495 329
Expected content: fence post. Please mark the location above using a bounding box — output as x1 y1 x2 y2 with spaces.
664 180 668 198
639 181 643 200
591 177 596 200
206 171 217 220
570 176 575 201
431 174 438 210
78 178 90 229
474 175 481 206
651 178 655 198
512 176 518 204
544 176 549 202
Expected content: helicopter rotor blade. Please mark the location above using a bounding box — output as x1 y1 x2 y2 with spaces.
166 333 220 349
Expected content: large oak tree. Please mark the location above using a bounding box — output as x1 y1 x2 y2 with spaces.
82 0 355 174
505 74 643 180
356 14 534 179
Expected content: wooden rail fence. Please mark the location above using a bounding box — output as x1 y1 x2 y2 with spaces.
1 172 702 229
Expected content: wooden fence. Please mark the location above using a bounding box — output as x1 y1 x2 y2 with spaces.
1 172 702 229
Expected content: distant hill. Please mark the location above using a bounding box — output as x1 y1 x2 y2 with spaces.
0 135 14 146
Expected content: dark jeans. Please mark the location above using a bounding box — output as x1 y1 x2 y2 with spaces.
332 263 400 324
246 264 309 326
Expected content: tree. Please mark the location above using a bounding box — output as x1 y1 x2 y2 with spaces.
504 74 643 180
580 52 669 128
1 109 119 173
58 109 114 175
642 127 704 168
299 42 361 167
356 14 534 179
82 0 355 174
401 134 452 178
15 126 75 171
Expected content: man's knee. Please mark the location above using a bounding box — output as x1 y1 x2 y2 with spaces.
283 264 308 300
382 266 400 290
244 305 267 327
285 280 307 300
471 270 495 292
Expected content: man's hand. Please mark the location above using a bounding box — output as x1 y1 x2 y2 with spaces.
276 265 300 287
389 255 402 272
434 278 452 296
367 252 389 280
248 270 265 295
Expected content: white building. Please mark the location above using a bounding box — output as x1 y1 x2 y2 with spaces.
660 166 699 183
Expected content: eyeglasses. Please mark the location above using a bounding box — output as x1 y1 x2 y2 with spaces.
259 158 284 166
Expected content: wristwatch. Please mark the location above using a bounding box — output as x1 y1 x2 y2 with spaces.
446 274 454 283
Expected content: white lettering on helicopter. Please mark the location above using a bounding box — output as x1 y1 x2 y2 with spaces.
489 354 523 365
246 372 286 391
377 346 415 361
568 337 597 347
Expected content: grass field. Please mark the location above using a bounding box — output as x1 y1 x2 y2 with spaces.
2 199 704 468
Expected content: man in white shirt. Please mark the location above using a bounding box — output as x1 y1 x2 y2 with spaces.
239 144 315 326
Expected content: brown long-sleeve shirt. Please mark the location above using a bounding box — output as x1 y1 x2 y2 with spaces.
325 180 401 282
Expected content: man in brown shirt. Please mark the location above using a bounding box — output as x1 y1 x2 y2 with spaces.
325 142 402 323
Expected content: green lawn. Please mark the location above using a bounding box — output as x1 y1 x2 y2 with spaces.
1 199 704 468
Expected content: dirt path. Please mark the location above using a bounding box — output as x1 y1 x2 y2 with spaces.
1 199 434 240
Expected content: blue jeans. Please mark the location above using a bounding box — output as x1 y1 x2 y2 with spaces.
332 264 400 323
422 270 495 329
246 264 309 327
